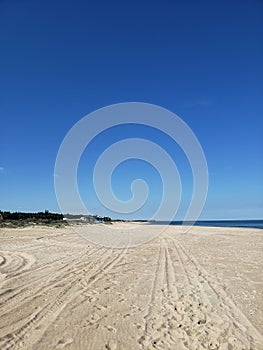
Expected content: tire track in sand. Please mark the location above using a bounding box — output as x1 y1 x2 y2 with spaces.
171 237 263 349
139 233 263 350
139 238 180 349
0 247 100 315
0 242 129 350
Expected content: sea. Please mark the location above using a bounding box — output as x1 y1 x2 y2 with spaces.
149 220 263 229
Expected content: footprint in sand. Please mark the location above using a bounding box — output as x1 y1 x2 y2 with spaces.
105 325 117 333
134 323 142 329
105 340 117 350
88 313 100 324
55 338 73 348
94 304 107 311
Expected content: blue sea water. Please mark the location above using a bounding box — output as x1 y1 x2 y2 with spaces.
150 220 263 229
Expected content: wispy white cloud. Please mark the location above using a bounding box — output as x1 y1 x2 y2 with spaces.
0 167 5 173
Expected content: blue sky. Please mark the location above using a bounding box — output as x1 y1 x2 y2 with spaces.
1 0 262 220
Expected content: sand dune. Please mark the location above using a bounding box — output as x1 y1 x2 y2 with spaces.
0 224 262 349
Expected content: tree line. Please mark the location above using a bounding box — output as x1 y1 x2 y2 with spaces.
0 211 112 224
0 210 63 221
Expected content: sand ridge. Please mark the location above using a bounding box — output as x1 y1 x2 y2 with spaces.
0 224 262 349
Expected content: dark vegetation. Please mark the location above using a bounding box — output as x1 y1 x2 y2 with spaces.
0 210 112 228
0 210 65 228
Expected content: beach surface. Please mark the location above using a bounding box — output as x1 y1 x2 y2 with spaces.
0 224 262 350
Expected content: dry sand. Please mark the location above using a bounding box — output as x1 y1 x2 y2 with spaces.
0 224 262 350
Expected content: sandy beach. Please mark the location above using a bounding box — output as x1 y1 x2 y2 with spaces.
0 224 262 350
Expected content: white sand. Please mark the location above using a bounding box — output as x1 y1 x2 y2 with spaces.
0 224 262 349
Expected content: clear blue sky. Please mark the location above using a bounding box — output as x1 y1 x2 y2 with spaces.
1 0 262 220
